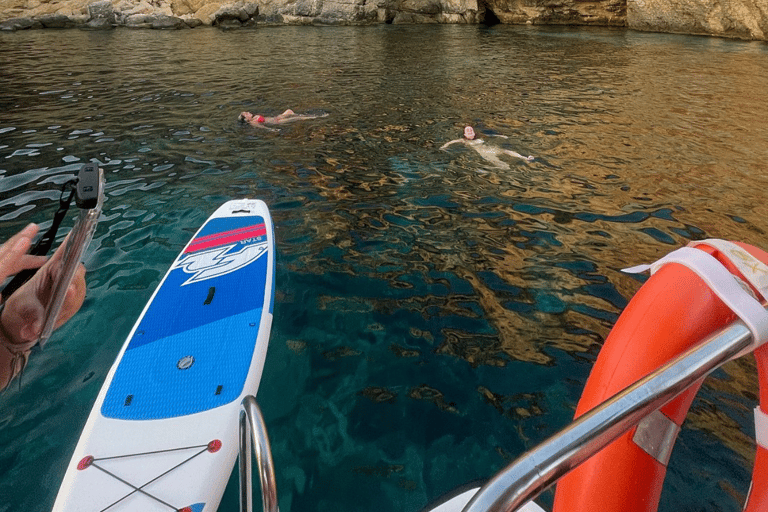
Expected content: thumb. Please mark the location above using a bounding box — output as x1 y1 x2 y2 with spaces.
19 318 42 342
3 287 45 344
17 301 44 343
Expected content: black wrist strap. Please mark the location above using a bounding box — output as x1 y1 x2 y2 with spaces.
1 180 77 300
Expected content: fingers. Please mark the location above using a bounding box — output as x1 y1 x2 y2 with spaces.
15 254 49 272
0 224 41 281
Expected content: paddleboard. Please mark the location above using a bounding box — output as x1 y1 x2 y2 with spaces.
53 199 276 512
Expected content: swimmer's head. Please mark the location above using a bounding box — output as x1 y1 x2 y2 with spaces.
463 126 476 140
239 112 266 124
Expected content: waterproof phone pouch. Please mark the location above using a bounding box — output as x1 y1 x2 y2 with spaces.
37 163 104 348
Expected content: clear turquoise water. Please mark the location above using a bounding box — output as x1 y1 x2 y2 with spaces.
1 24 768 512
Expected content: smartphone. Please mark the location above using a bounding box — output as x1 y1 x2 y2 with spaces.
37 163 105 348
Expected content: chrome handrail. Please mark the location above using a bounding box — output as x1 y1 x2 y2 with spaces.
239 395 279 512
462 318 756 512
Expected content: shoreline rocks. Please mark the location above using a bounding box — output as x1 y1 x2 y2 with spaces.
0 0 765 40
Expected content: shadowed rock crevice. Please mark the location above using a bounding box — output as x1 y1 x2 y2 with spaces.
479 1 501 26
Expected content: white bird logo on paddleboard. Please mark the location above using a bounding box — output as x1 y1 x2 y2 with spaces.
172 242 268 285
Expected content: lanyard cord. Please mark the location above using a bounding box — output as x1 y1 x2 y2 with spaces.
1 180 78 300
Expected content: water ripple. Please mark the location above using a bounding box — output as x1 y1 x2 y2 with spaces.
0 25 767 512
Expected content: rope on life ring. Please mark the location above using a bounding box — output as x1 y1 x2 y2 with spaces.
552 239 768 512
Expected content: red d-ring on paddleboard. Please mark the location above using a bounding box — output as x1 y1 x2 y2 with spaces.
77 456 94 470
553 240 768 512
207 439 222 453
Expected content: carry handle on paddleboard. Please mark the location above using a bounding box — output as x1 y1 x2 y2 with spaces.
1 163 105 349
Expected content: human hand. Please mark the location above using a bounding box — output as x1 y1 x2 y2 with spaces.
1 231 86 345
0 224 48 286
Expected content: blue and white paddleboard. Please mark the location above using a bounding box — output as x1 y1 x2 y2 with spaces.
53 199 276 512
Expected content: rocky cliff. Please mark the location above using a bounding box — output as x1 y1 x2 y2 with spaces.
0 0 766 40
628 0 766 39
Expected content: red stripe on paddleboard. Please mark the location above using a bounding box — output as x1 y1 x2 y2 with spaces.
185 224 266 253
191 225 263 245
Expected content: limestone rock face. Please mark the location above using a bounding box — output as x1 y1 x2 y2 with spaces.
628 0 767 40
256 0 379 25
0 0 765 40
483 0 625 25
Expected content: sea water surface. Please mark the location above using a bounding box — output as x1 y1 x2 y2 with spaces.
1 25 768 512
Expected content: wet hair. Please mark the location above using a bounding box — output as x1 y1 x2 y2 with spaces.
238 113 247 123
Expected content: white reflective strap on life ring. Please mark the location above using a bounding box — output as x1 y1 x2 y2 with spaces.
622 246 768 352
756 406 768 450
688 239 768 302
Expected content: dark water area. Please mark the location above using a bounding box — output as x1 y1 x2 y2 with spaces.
1 24 767 512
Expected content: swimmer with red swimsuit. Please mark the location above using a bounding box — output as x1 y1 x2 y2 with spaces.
238 109 328 129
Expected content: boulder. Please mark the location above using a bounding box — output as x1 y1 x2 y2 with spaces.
148 13 187 27
124 12 152 26
212 0 258 23
217 17 242 27
309 0 378 24
0 16 42 30
87 0 114 20
193 1 224 23
294 0 322 17
35 13 78 27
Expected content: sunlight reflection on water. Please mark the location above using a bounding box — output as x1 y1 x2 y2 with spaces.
1 24 767 512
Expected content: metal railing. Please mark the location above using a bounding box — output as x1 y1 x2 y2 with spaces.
461 317 756 512
239 395 279 512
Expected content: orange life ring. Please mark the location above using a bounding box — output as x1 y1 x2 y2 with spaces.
552 241 768 512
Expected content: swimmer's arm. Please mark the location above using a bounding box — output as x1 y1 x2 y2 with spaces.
502 149 535 161
440 139 463 150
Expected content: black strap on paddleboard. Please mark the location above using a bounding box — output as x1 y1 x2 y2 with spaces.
1 180 78 299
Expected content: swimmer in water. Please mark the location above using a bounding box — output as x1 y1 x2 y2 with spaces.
238 109 329 130
440 126 534 169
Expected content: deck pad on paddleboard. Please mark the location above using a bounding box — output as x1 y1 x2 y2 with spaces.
53 199 275 512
